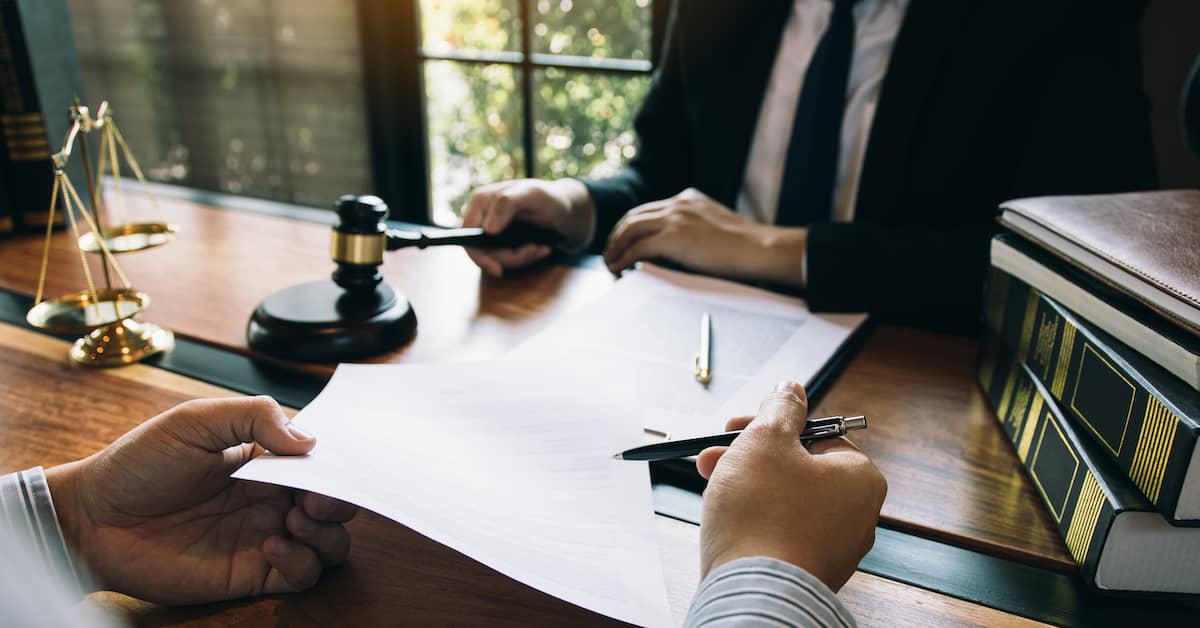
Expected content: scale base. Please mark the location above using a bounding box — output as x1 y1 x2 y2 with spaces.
70 319 175 367
247 280 417 362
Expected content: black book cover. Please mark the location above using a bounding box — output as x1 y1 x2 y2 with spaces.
979 337 1161 590
985 266 1200 522
992 233 1200 362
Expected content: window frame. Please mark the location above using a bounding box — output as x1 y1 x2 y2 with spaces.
355 0 670 224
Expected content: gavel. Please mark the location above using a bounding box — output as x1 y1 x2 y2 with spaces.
330 194 562 293
247 194 563 362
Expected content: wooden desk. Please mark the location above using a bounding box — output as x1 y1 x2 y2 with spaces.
0 195 1073 572
0 325 1039 627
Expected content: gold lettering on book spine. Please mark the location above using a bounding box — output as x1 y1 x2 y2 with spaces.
1017 288 1040 362
1129 398 1177 505
1017 394 1043 462
1065 472 1105 565
1034 313 1059 379
1052 323 1076 398
997 361 1020 424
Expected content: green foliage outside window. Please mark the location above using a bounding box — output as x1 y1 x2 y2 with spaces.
422 0 652 225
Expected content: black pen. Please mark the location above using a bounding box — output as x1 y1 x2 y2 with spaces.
612 415 867 461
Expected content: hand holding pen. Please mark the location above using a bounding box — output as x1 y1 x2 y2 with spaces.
614 414 866 461
690 381 887 592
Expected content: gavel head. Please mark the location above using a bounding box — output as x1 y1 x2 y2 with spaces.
331 194 389 293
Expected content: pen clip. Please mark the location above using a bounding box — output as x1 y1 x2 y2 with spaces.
799 416 845 440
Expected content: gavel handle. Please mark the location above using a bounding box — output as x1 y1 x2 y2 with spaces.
384 221 564 251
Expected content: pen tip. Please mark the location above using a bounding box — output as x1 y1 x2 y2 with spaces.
610 453 624 460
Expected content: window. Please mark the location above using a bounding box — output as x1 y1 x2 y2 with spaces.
418 0 654 225
67 1 664 224
68 1 372 208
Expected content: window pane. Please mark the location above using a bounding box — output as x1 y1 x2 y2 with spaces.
534 68 649 180
68 0 371 208
532 0 651 60
425 61 524 226
420 0 520 54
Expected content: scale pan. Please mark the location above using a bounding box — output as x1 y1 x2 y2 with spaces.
26 288 149 333
79 222 178 254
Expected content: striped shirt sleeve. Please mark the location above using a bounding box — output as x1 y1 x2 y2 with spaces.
0 467 82 595
685 557 855 628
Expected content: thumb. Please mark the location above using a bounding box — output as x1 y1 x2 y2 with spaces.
751 380 809 437
168 396 315 456
695 446 728 479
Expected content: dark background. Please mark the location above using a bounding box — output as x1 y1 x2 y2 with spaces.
1142 1 1200 188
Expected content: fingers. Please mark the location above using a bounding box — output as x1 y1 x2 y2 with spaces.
463 182 558 276
299 491 358 523
169 397 315 456
604 232 672 273
461 183 517 276
483 191 521 234
262 536 323 593
724 415 755 432
287 506 351 566
489 244 553 269
605 214 671 272
465 247 504 278
695 446 729 480
749 381 809 439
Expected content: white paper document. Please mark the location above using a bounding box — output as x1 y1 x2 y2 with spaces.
515 263 867 438
234 363 673 628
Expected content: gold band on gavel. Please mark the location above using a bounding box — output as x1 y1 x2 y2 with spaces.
330 231 386 265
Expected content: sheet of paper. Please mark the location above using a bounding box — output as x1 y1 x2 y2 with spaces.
234 363 673 628
514 263 867 438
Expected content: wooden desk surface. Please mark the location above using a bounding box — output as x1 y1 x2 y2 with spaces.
0 194 1074 571
0 324 1043 627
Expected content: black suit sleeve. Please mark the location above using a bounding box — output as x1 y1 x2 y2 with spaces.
581 0 693 251
804 1 1156 333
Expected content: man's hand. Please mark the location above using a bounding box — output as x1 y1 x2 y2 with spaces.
461 178 595 277
45 397 358 605
696 381 887 592
603 188 807 287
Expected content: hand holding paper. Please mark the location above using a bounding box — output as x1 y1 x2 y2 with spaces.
233 363 673 628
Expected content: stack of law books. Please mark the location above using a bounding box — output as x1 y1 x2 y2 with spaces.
977 190 1200 595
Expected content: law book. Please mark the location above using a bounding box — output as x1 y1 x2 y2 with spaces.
999 190 1200 338
978 338 1200 595
0 0 85 233
991 233 1200 391
985 266 1200 522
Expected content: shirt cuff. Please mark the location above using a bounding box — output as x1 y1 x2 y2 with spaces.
0 467 83 596
686 556 855 628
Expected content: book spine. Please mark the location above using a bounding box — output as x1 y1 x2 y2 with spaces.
978 338 1117 581
986 267 1198 522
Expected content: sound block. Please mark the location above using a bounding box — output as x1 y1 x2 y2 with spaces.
247 280 416 362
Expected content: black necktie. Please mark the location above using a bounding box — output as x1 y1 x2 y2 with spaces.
774 0 862 227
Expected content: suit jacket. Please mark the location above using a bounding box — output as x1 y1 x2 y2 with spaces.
584 0 1157 333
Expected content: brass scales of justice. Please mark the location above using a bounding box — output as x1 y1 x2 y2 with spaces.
24 100 176 366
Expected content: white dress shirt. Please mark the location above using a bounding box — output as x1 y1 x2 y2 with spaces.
737 0 910 226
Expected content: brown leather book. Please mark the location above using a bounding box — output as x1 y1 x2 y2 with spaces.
999 190 1200 340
